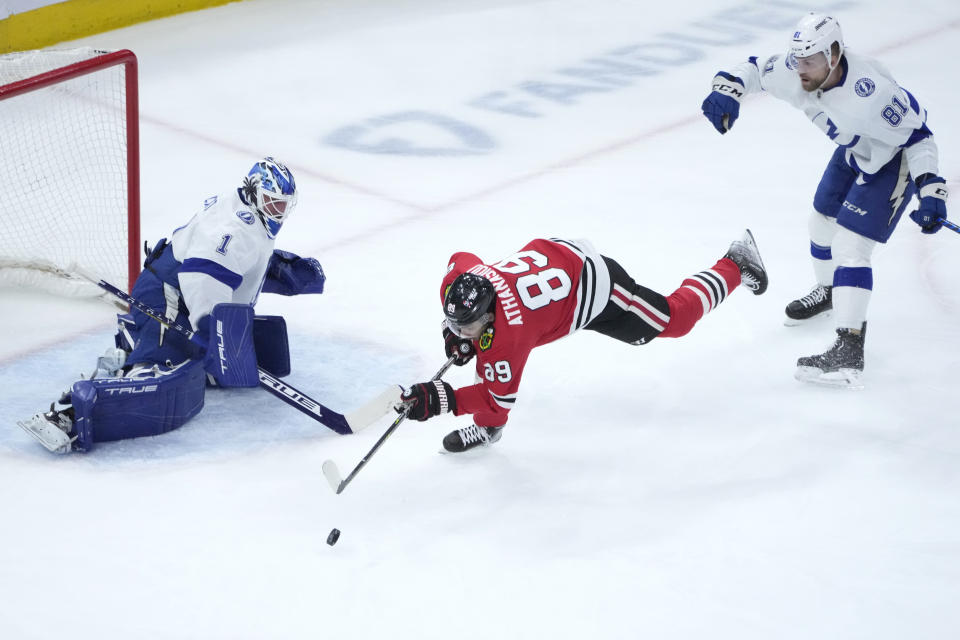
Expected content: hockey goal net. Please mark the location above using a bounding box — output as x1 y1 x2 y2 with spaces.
0 47 140 297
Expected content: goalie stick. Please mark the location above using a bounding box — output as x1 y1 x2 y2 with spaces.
322 355 456 495
73 266 396 435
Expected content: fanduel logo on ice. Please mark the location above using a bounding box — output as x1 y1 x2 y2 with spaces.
324 0 857 156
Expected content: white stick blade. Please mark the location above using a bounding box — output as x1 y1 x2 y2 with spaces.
321 459 343 493
345 386 402 433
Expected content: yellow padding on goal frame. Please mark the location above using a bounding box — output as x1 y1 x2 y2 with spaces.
0 0 241 54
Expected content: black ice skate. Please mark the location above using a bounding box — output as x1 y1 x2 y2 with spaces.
442 424 503 453
725 229 768 295
784 284 832 326
16 404 76 454
795 323 866 389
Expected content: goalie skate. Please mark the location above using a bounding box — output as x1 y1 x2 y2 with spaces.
17 407 76 454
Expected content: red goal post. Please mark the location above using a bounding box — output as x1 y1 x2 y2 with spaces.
0 47 140 296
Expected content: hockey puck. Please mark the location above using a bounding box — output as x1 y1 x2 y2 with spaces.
327 528 341 546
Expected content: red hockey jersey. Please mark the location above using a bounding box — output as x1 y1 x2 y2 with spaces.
440 238 607 428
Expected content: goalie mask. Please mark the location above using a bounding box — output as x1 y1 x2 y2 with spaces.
444 273 496 339
241 157 298 238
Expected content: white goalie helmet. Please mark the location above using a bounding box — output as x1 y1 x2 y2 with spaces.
789 13 844 65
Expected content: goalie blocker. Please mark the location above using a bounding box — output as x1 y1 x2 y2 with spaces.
19 303 291 453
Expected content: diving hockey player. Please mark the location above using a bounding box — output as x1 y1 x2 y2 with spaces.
701 13 949 387
397 231 767 453
17 157 326 453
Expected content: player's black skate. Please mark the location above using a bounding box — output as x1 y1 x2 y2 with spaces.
16 403 77 454
784 284 832 326
725 229 768 295
794 323 866 389
442 424 503 453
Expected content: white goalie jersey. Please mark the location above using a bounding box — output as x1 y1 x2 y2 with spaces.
727 50 939 178
170 190 276 329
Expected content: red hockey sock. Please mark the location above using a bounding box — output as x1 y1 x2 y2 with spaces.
659 258 741 338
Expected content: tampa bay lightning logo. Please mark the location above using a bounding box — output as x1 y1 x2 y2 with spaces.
855 77 875 97
235 209 255 224
785 53 798 71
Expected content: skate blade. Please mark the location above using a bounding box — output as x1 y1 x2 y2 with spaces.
794 366 864 390
437 443 492 455
783 310 832 327
16 419 74 454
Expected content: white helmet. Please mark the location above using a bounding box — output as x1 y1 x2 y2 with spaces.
789 13 844 64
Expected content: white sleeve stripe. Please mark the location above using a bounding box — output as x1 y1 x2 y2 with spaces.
553 238 595 332
574 256 596 331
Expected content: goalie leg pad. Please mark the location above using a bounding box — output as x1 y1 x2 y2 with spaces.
202 303 259 387
71 359 206 451
253 315 291 377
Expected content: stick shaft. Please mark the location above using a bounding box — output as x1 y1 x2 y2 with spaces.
334 356 457 494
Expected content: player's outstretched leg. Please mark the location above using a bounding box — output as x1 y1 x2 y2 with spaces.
784 284 832 326
795 322 866 388
724 229 768 295
442 424 503 453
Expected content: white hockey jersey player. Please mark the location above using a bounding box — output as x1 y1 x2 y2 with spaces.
700 13 949 388
171 187 278 329
18 157 326 454
726 48 938 179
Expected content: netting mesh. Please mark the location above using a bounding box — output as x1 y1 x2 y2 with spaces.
0 47 132 296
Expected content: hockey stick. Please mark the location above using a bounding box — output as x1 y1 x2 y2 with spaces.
322 355 457 495
941 218 960 234
72 266 394 435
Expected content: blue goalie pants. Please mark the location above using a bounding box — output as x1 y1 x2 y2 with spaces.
117 242 201 367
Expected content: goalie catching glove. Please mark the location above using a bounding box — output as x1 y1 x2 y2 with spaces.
262 249 325 296
399 380 457 421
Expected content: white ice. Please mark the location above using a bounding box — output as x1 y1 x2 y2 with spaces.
1 1 959 638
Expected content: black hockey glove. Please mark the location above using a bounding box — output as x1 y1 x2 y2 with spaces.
399 381 457 422
443 326 476 366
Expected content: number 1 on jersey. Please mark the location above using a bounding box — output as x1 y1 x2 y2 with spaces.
216 234 232 255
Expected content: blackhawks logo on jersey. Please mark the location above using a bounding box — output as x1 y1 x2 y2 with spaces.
478 326 495 351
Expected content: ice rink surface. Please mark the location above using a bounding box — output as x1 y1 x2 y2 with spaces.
1 1 959 638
